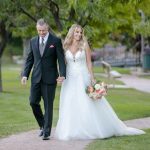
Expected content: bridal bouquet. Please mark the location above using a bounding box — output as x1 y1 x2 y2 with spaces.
86 81 107 100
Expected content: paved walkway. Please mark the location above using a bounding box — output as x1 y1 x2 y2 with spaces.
125 117 150 129
0 74 150 150
95 73 150 93
0 129 90 150
0 116 150 150
117 74 150 93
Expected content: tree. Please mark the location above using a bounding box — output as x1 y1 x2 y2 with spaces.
0 0 150 92
0 0 114 91
0 21 10 92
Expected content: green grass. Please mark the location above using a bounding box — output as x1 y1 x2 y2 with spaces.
0 65 61 137
86 129 150 150
106 88 150 120
0 64 150 141
0 66 36 137
138 75 150 79
93 66 131 75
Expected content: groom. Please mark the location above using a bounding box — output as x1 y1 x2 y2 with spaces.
21 18 66 140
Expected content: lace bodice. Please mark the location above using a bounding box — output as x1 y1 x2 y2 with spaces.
65 50 86 65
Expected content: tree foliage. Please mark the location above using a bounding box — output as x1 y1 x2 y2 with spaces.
0 0 150 92
0 0 150 45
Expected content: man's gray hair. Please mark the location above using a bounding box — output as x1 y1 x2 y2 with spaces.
36 18 49 27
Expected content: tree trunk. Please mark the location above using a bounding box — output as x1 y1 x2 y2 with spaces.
53 14 63 32
49 1 63 32
23 38 30 60
0 20 10 92
21 38 30 76
0 58 2 92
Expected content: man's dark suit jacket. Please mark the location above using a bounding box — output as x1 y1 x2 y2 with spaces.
23 33 66 84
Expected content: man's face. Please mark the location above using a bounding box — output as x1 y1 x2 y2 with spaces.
36 24 49 38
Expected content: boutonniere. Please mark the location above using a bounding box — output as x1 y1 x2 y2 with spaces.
49 44 55 48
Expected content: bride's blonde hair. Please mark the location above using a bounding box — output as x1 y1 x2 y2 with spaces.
63 24 87 51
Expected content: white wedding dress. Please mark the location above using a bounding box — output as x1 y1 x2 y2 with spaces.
55 50 145 140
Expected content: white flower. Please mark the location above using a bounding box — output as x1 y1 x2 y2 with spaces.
94 84 102 90
101 82 105 86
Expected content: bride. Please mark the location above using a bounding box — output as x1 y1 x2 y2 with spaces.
55 24 145 140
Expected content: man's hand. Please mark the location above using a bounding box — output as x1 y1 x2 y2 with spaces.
21 77 27 85
56 76 65 84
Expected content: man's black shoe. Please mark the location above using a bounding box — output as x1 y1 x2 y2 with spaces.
42 133 50 140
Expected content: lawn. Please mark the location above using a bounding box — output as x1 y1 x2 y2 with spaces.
0 65 150 150
86 129 150 150
138 75 150 79
93 66 131 75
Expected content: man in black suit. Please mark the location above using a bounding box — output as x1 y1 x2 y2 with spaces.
21 18 66 140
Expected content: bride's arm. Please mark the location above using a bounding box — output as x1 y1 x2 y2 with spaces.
85 42 95 83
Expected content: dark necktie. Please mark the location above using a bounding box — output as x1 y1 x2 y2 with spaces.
40 38 45 56
42 38 44 47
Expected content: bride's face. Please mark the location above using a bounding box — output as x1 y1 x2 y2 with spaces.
73 27 82 41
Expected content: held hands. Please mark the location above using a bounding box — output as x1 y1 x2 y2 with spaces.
57 76 65 84
21 76 65 85
21 77 27 85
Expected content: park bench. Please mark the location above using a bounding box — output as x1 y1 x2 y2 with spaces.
101 61 122 87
